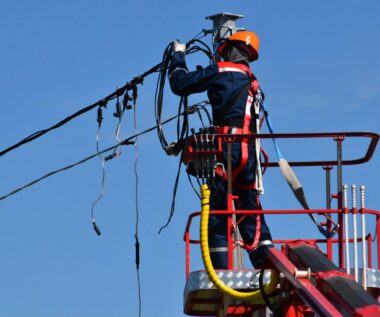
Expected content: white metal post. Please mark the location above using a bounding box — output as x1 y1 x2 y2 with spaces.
343 185 350 274
352 184 359 282
360 185 367 290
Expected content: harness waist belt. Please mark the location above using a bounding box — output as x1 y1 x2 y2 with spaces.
216 126 243 135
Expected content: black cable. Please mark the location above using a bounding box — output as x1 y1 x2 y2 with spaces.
154 37 212 157
0 101 105 158
0 149 106 202
248 271 262 288
91 93 129 236
135 259 141 317
158 151 183 234
91 108 106 235
195 105 206 128
155 42 178 155
186 171 201 200
132 91 142 317
186 39 213 60
198 104 213 125
0 63 162 159
0 102 205 203
259 268 277 314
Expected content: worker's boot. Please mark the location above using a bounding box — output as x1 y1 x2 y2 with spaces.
249 240 274 269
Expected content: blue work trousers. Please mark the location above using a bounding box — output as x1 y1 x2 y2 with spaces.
208 141 272 269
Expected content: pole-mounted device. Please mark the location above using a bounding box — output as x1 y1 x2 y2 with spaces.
205 12 245 57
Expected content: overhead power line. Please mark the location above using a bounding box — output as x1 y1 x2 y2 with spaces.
0 34 211 159
0 63 162 159
0 101 209 203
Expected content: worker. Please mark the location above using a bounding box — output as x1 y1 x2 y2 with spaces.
168 31 273 269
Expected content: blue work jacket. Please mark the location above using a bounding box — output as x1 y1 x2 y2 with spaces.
169 52 259 128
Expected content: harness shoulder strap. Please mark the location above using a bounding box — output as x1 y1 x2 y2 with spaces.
216 62 258 122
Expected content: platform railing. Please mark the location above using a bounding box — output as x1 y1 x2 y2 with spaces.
182 131 380 283
183 207 380 287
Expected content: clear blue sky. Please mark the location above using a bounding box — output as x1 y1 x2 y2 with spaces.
0 1 379 316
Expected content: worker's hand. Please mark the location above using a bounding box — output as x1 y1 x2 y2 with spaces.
172 40 186 53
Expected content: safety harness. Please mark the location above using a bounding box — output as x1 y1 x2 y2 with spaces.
214 61 266 252
215 61 264 194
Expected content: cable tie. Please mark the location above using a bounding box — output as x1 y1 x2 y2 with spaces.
99 99 108 108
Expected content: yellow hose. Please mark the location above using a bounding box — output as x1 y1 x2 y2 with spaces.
200 184 279 302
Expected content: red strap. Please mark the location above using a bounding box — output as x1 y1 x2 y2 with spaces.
214 62 261 190
217 61 253 78
237 192 262 252
215 62 264 251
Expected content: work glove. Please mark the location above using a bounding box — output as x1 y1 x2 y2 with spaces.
172 40 186 53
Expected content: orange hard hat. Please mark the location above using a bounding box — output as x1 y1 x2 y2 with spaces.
218 31 260 61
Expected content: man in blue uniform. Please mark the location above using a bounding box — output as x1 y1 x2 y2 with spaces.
168 31 273 269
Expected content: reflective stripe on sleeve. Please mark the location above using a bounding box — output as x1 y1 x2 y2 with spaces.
218 67 247 75
168 67 188 80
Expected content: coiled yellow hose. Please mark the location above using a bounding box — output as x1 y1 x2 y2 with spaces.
200 184 279 302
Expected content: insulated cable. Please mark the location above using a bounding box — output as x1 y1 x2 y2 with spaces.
154 36 212 157
0 101 208 203
0 61 162 159
132 87 142 317
259 268 276 314
90 96 129 236
154 35 213 232
186 170 201 200
158 151 184 234
91 106 106 235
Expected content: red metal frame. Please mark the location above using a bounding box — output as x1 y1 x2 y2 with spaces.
183 132 379 167
184 208 380 277
267 248 344 317
183 131 380 316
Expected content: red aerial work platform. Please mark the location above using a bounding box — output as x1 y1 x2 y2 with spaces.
182 131 380 317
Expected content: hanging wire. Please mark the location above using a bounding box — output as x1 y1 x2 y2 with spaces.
158 151 184 234
154 36 214 232
132 87 142 317
112 89 125 158
90 106 106 235
259 268 276 314
154 36 212 157
0 61 163 159
90 91 129 236
186 171 201 199
0 101 208 204
0 31 210 161
195 107 206 128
